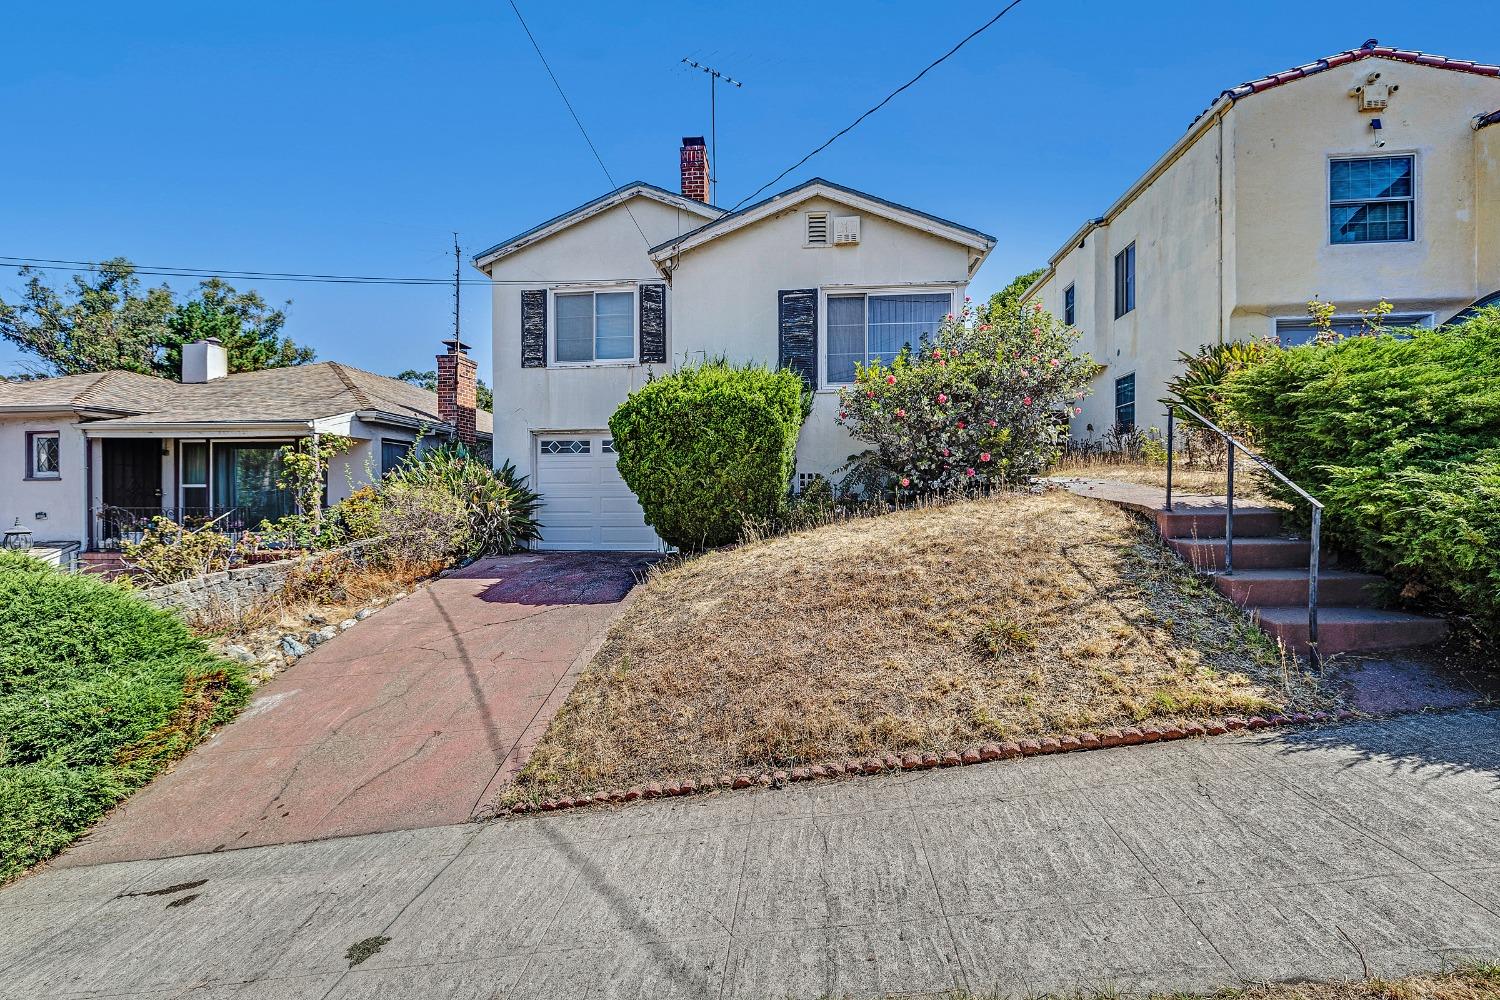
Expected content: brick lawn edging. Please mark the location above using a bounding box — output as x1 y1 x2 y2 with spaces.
497 710 1356 817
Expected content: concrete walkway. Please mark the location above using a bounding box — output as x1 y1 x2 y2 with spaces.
5 710 1500 999
56 552 654 868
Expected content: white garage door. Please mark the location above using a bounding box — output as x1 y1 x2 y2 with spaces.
534 434 660 551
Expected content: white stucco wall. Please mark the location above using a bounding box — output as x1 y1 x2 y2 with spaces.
1 413 89 545
487 191 979 483
1034 57 1500 443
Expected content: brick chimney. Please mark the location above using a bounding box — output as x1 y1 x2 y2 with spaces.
680 136 709 203
436 338 477 445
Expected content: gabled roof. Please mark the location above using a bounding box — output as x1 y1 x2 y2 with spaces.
1216 41 1499 108
472 182 725 270
647 177 996 262
0 363 492 436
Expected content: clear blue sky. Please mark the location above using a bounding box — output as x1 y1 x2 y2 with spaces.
3 1 1494 381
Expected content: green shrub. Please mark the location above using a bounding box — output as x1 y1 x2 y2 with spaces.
1226 311 1500 628
836 299 1099 492
0 557 248 881
610 359 805 550
387 447 543 558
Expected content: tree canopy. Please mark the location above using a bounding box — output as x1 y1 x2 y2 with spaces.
0 259 314 379
395 369 495 412
980 267 1046 323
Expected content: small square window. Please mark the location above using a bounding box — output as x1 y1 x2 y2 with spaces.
555 290 635 364
28 432 60 479
1330 156 1415 244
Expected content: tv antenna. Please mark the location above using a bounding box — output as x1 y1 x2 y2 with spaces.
681 58 743 199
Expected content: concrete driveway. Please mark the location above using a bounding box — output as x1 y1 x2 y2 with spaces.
55 552 655 868
6 710 1500 998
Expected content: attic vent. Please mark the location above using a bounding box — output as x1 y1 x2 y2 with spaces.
805 212 829 246
833 215 861 246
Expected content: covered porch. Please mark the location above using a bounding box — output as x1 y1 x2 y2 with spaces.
86 431 303 551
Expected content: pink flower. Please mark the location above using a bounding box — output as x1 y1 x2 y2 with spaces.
956 420 966 429
938 358 947 367
838 410 847 419
933 348 944 358
1020 369 1030 378
943 447 951 457
1050 358 1061 367
979 324 991 332
1074 406 1082 415
895 408 906 418
966 467 976 477
900 477 910 487
987 419 997 427
1033 303 1043 313
980 452 991 462
1031 327 1041 336
964 295 972 302
1023 396 1032 406
945 313 953 321
936 393 948 404
866 390 875 399
886 374 896 384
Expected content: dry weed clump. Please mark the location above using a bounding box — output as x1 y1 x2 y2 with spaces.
506 490 1333 803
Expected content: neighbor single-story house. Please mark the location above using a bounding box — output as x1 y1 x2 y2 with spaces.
1024 40 1500 439
0 338 489 563
474 137 996 550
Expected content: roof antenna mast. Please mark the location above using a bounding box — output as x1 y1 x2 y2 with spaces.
681 58 743 202
452 232 461 343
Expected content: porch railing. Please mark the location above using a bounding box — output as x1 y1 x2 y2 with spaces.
92 503 291 548
1165 403 1324 660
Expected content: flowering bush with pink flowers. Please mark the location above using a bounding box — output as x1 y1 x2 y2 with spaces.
836 298 1100 493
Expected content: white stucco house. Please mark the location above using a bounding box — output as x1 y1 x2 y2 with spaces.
1024 41 1500 439
475 137 995 551
0 338 487 567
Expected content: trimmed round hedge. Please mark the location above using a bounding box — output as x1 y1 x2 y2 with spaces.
609 360 806 550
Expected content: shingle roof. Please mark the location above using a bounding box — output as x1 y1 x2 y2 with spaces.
0 371 173 413
0 363 492 435
1211 41 1499 112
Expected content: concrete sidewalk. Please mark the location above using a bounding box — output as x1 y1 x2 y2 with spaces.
5 710 1500 999
55 552 653 868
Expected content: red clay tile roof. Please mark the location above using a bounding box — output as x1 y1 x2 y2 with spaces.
1219 41 1500 105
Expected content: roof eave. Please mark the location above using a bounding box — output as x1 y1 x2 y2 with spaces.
473 183 724 271
648 178 996 263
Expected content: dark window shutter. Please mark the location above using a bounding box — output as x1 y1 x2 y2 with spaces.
521 290 547 368
639 283 666 364
777 289 818 387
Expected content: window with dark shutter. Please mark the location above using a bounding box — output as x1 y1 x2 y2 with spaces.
639 283 666 364
521 289 547 368
778 289 818 387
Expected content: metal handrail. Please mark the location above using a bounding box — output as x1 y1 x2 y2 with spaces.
1165 403 1324 661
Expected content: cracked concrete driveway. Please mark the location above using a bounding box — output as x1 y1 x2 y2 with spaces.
5 711 1500 999
54 552 655 868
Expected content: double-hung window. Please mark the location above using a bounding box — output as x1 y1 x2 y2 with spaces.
1113 244 1135 318
1330 155 1414 244
1063 284 1076 326
555 289 634 364
27 431 60 479
826 291 951 384
1114 373 1136 432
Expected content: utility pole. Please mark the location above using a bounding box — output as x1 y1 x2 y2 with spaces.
681 58 742 199
452 232 461 343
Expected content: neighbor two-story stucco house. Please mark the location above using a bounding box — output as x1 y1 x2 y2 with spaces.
1025 41 1500 439
475 137 995 550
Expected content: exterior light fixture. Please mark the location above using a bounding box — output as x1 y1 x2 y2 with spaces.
3 518 32 551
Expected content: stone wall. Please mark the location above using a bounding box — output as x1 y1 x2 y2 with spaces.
136 538 385 618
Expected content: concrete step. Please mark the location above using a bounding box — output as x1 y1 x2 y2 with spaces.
1153 506 1283 540
1168 536 1315 571
1212 569 1387 608
1253 606 1450 656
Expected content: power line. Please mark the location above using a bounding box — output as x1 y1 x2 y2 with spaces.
506 0 652 249
729 0 1027 211
0 256 642 287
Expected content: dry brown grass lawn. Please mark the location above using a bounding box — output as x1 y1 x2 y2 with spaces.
504 490 1336 805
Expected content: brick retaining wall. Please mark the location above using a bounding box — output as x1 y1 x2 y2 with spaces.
136 538 385 617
